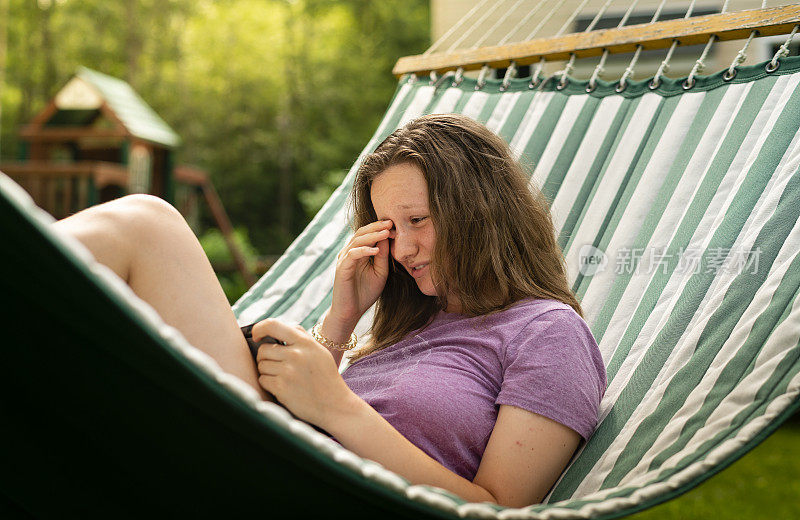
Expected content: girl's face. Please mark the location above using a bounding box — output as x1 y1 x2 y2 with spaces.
371 162 458 311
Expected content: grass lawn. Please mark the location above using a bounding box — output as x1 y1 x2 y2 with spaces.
629 416 800 520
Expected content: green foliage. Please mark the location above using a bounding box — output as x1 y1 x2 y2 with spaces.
1 0 429 256
199 226 258 268
199 226 259 303
299 168 347 218
215 271 250 305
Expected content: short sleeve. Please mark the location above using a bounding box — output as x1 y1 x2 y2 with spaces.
495 309 606 440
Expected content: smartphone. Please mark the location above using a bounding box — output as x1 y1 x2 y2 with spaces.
239 322 334 439
240 322 285 359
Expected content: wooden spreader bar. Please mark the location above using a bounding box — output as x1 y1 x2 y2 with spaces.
393 5 800 77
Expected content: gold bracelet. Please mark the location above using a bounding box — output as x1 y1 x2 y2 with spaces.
311 323 358 351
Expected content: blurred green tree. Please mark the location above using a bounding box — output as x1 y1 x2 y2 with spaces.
1 0 429 255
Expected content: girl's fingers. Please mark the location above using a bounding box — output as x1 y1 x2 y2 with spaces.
352 220 393 239
348 229 391 250
257 358 282 376
256 343 290 362
373 238 390 270
339 246 379 267
253 318 304 349
340 221 392 262
258 374 278 395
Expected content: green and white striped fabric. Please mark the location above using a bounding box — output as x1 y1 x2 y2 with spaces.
234 57 800 516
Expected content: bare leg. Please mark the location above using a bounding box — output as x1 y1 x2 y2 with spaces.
54 194 268 400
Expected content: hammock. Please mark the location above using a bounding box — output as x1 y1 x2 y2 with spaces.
3 5 800 519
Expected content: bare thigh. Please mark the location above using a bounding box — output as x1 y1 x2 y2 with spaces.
54 194 267 399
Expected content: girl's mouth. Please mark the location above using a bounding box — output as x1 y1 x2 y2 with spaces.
410 264 428 278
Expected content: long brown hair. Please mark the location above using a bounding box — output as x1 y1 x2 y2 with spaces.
349 113 581 362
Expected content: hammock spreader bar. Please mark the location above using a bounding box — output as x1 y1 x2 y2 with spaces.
393 5 800 76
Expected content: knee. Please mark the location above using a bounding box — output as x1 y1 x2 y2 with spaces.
84 194 190 248
113 194 182 220
54 194 190 280
107 194 186 230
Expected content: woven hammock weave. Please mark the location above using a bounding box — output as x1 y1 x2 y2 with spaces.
2 56 799 519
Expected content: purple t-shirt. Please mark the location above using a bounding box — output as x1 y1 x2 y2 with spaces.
340 298 606 481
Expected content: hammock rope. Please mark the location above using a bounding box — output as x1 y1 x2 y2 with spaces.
499 61 517 90
726 33 755 78
618 0 667 89
477 0 578 92
685 36 717 89
685 1 733 89
452 66 464 87
725 0 765 82
527 60 543 88
769 24 800 71
557 0 613 89
430 70 455 88
552 0 593 42
496 0 548 46
472 0 527 50
588 0 643 92
475 64 491 90
445 0 508 53
405 0 800 90
423 0 489 55
476 0 592 91
652 0 699 89
524 0 573 89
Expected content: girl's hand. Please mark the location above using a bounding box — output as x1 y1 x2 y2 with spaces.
252 319 357 428
328 220 393 331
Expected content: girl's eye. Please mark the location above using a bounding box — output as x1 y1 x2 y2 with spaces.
411 216 428 225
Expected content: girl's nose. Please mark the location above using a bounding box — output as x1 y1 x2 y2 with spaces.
391 229 416 263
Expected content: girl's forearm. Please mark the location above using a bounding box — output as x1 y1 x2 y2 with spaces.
321 391 498 504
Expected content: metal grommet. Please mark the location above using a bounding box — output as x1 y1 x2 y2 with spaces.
499 84 507 92
529 76 541 89
722 68 737 82
451 78 462 88
648 78 661 90
766 60 780 73
615 80 627 93
682 77 696 90
474 81 485 91
585 81 597 93
556 78 568 91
